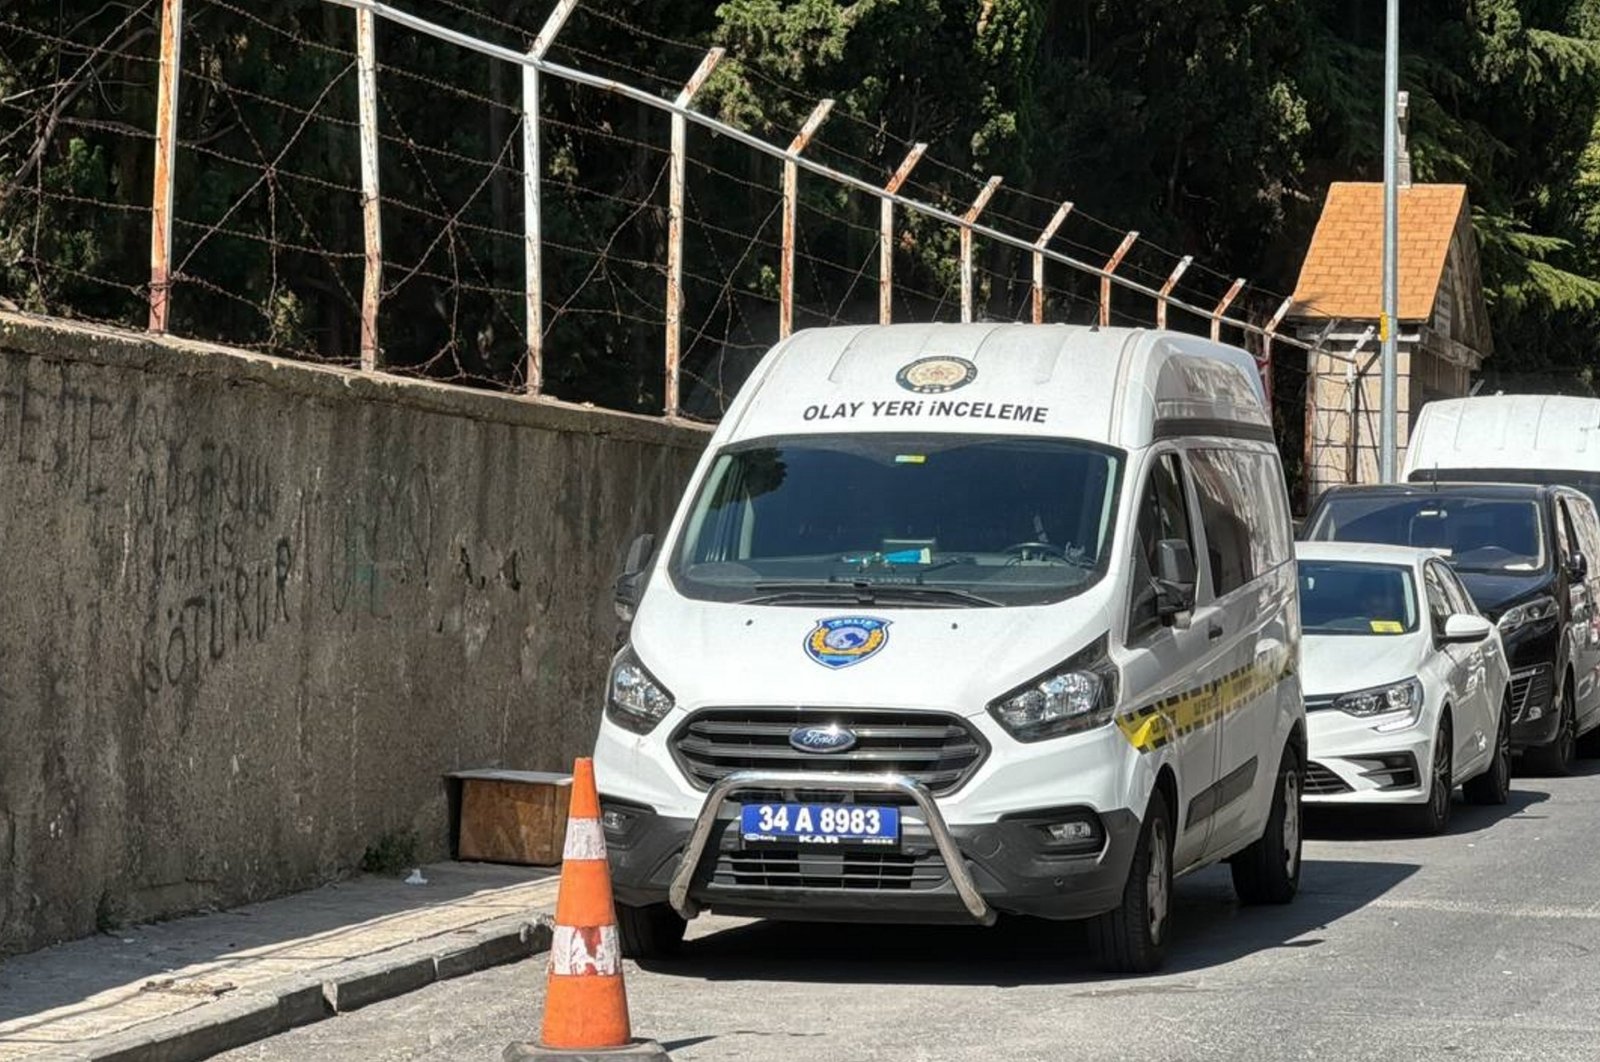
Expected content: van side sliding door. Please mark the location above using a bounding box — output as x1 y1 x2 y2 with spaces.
1183 445 1296 860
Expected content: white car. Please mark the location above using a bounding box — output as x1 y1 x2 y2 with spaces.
1296 542 1511 833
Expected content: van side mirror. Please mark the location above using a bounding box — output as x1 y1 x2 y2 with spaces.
614 533 656 624
1442 613 1492 644
1568 551 1588 581
1155 539 1197 626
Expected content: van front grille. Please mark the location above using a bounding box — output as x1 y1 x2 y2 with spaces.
671 707 987 796
1509 666 1553 722
711 849 947 891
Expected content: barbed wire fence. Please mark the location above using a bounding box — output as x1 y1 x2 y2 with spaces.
1 0 1350 428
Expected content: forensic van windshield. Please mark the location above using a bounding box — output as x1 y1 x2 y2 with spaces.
670 432 1123 607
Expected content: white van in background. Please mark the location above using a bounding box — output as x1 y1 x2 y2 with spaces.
1405 394 1600 510
594 323 1305 974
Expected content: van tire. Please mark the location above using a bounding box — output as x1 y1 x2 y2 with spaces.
616 902 687 960
1229 744 1302 905
1087 791 1173 974
1526 682 1576 777
1464 696 1512 806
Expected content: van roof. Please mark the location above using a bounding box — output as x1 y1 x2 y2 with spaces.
718 323 1270 451
1316 481 1564 504
1405 394 1600 474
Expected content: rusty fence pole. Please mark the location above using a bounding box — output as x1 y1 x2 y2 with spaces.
663 47 723 417
1209 277 1246 342
147 0 184 333
779 99 834 340
878 142 926 325
1259 295 1294 410
1098 231 1139 327
958 176 1003 324
1030 201 1073 324
521 0 577 395
1155 255 1192 330
355 6 382 370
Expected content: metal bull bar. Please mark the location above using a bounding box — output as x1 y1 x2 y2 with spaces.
667 770 995 925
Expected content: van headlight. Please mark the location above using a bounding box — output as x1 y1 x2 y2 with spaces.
987 637 1118 742
606 646 675 734
1333 677 1423 729
1498 596 1557 633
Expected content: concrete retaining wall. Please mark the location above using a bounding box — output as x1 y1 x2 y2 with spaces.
0 313 708 956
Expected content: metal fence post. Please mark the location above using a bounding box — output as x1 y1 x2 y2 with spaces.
1260 295 1293 410
1097 231 1138 328
1030 201 1073 325
356 7 382 370
878 142 926 325
664 46 723 417
521 0 577 395
959 176 1002 324
779 99 834 340
1155 255 1192 330
148 0 184 333
1209 278 1246 342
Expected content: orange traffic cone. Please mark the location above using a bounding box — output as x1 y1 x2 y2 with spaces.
503 758 669 1061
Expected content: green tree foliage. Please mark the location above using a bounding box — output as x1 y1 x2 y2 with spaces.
3 0 1598 403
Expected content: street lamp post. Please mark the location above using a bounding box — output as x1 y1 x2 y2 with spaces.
1379 0 1400 482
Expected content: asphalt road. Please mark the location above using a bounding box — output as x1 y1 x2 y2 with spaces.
220 764 1600 1062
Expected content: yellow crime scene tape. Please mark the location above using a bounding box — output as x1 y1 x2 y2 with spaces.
1116 646 1295 753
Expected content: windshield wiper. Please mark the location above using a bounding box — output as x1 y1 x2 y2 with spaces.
740 578 1000 608
861 584 1001 608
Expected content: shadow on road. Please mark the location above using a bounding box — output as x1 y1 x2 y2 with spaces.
646 857 1417 987
1304 786 1549 840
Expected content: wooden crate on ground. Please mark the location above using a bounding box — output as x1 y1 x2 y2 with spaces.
448 769 572 866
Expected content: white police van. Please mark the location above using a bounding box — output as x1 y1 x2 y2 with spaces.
595 324 1304 972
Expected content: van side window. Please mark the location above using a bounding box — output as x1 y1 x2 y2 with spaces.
1188 448 1290 597
1128 452 1195 642
1555 499 1574 561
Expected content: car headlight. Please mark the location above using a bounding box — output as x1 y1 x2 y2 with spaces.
1498 596 1558 633
605 646 675 734
987 637 1118 742
1333 677 1424 729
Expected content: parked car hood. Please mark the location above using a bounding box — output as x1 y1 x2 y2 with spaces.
1301 631 1426 698
1453 570 1551 617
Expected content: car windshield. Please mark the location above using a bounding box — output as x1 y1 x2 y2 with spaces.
671 434 1123 607
1307 494 1547 574
1297 560 1419 635
1411 467 1600 516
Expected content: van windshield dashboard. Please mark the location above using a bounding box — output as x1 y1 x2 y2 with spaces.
671 434 1124 607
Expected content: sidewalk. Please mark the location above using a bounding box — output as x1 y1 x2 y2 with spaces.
0 863 559 1062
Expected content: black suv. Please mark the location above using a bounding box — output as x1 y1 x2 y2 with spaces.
1303 482 1600 774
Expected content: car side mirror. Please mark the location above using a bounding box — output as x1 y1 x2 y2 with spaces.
1154 538 1197 627
1568 551 1588 581
1442 613 1492 644
614 533 656 624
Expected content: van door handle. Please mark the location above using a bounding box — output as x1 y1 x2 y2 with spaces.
1207 623 1224 641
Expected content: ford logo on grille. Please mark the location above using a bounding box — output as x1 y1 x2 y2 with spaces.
788 724 857 754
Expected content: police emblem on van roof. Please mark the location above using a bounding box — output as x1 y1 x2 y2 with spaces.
805 616 891 669
896 356 977 394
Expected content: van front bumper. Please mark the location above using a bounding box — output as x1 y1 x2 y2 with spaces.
602 771 1139 925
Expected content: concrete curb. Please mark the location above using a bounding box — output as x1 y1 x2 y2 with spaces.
36 916 553 1062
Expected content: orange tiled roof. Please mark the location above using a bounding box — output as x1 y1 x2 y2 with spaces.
1290 182 1468 322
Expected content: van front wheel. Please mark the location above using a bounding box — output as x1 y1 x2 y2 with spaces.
616 902 687 960
1229 744 1303 905
1087 791 1173 974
